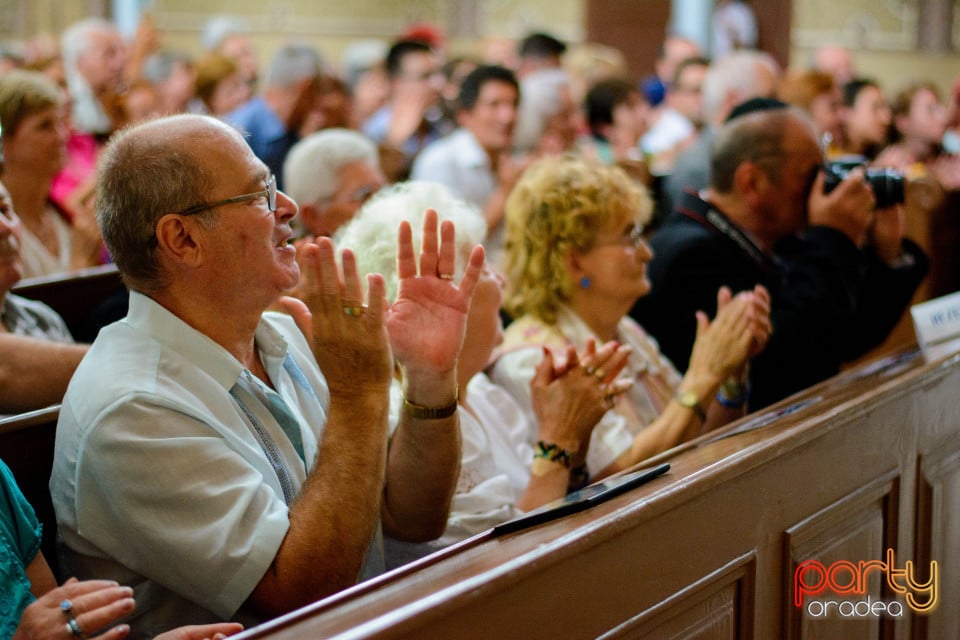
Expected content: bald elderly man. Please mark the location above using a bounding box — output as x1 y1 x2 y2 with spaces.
51 114 482 638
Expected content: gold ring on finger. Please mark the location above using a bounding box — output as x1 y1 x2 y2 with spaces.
439 273 455 281
342 305 366 317
583 365 596 376
594 368 605 380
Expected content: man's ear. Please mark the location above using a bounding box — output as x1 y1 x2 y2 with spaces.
735 162 765 209
154 214 204 267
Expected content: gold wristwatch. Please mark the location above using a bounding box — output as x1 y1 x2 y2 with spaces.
674 390 706 422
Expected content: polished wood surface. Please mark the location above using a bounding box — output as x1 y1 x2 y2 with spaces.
234 342 960 640
11 263 126 342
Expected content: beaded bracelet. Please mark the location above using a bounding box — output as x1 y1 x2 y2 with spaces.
533 440 573 469
716 378 750 409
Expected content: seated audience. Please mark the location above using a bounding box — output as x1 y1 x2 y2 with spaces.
490 157 771 479
194 53 249 117
0 70 103 277
283 128 385 237
60 18 126 137
334 181 630 566
123 80 161 123
0 179 88 414
412 65 527 265
2 458 243 640
0 179 72 342
837 78 891 160
362 39 448 172
663 50 779 218
810 44 855 85
513 68 581 157
877 82 960 192
51 114 482 637
516 32 566 78
225 43 325 189
200 15 259 93
0 333 87 414
140 50 197 116
641 56 710 176
711 0 758 59
581 77 649 167
437 56 479 131
776 69 843 147
298 73 354 134
640 35 702 111
564 43 629 107
631 103 928 409
339 39 389 129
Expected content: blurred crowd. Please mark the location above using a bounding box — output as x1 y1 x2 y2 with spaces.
0 8 951 639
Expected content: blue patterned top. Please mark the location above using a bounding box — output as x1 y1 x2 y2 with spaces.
0 459 42 638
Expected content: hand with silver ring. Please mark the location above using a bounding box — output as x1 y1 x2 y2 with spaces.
61 599 85 638
65 617 84 638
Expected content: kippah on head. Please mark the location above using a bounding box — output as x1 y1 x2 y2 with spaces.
724 96 788 123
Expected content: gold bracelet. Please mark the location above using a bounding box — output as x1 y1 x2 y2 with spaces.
401 387 459 420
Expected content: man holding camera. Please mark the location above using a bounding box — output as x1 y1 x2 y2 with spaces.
632 102 927 409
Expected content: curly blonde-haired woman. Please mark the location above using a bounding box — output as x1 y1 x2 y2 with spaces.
490 156 771 479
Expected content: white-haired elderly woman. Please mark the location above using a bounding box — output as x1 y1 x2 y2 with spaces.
513 68 582 156
282 128 385 238
60 18 127 136
333 181 631 567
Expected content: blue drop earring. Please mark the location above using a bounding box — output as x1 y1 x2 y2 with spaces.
580 277 591 288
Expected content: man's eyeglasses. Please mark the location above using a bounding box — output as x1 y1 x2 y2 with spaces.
176 174 277 216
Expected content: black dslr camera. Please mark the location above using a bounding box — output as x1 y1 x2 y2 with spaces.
822 156 905 209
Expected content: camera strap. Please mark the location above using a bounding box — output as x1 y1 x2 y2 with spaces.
677 197 778 273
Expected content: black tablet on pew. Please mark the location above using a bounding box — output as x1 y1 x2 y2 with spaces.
492 462 671 536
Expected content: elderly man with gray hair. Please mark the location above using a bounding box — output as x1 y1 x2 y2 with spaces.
225 43 325 188
661 50 780 217
61 17 127 135
51 113 483 637
283 128 385 238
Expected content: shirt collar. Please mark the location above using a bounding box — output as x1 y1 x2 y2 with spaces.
125 291 290 390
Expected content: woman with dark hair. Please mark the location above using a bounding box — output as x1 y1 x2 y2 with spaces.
837 78 891 159
876 82 960 192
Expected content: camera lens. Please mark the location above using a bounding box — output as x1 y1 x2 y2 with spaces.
866 169 905 208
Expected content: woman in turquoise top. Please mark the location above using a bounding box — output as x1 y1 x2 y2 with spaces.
1 460 242 640
1 458 43 638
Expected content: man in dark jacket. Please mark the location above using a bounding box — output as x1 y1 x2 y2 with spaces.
632 103 927 409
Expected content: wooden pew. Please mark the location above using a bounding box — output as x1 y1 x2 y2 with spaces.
234 342 960 640
0 405 62 581
11 264 126 342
